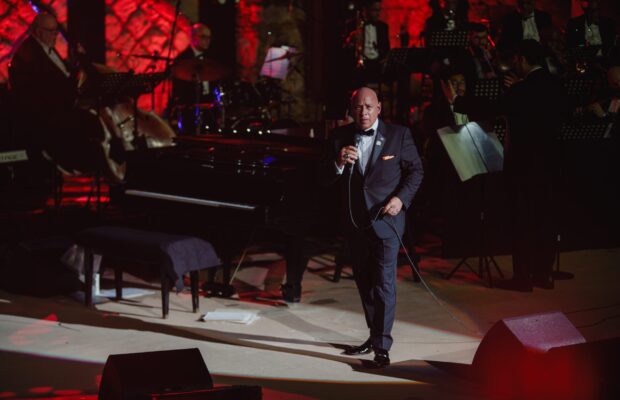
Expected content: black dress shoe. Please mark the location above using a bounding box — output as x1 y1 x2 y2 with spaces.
343 339 373 355
494 278 533 292
281 283 301 303
373 348 390 368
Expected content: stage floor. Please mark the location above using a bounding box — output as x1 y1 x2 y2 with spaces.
1 245 620 399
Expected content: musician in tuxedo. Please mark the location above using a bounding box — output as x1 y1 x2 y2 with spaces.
171 23 216 107
322 87 423 367
497 0 552 52
566 0 617 60
9 13 78 134
343 1 390 88
8 12 97 177
495 40 567 292
423 0 470 34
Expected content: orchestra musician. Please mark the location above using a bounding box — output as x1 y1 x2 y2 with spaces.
566 0 617 60
424 0 470 34
7 12 105 178
9 13 79 145
171 23 216 107
343 1 390 89
497 0 552 53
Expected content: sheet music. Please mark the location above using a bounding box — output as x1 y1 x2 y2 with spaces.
437 122 503 182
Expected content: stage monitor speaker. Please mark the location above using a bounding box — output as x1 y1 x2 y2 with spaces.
473 311 586 372
472 311 588 397
99 348 213 400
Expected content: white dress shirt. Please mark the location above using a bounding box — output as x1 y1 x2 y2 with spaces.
522 14 540 42
364 24 379 60
191 46 210 95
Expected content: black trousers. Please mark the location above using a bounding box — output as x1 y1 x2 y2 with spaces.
508 172 556 281
348 228 400 351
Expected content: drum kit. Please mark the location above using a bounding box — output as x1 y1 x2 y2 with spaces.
168 57 284 136
41 53 288 184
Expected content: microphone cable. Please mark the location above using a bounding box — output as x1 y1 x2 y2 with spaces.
345 156 482 336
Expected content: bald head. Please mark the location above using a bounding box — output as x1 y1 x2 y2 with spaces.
350 87 381 130
32 13 59 47
191 23 211 52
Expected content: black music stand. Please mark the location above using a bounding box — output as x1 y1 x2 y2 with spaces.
553 121 612 280
438 122 505 287
382 47 432 77
492 117 507 144
564 76 600 107
567 46 602 70
473 78 502 101
426 30 469 48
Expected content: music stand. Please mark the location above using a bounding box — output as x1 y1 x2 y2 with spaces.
567 46 601 69
426 30 469 48
438 122 505 286
564 76 601 108
473 78 502 101
491 117 507 144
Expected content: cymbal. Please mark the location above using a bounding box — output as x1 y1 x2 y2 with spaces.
171 58 230 82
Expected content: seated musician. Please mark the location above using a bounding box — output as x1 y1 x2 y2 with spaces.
585 65 620 138
566 0 617 61
421 67 495 205
497 0 552 53
423 0 470 34
171 23 216 107
467 24 498 80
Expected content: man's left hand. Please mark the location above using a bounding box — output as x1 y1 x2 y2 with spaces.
383 197 403 216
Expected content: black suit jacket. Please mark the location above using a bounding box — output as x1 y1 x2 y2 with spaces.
566 15 617 55
498 10 552 51
9 36 77 114
323 120 423 239
171 46 216 106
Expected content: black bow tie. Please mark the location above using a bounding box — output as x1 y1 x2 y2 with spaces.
522 14 534 21
359 128 375 136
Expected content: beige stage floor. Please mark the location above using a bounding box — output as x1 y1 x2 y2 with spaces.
1 247 620 399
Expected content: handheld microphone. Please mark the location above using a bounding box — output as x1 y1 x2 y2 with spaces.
350 134 363 167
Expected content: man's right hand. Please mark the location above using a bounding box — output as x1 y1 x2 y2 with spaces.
338 146 359 168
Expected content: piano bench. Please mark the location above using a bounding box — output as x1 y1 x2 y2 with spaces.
76 226 220 319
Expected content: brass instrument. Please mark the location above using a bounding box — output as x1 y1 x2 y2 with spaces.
355 10 365 69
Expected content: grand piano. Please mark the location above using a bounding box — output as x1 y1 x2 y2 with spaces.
111 129 336 293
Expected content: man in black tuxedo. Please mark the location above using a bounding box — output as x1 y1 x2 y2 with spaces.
9 13 78 141
170 23 218 135
8 12 97 179
498 0 552 53
566 0 617 60
496 40 567 292
172 23 215 107
344 1 390 88
323 87 423 367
